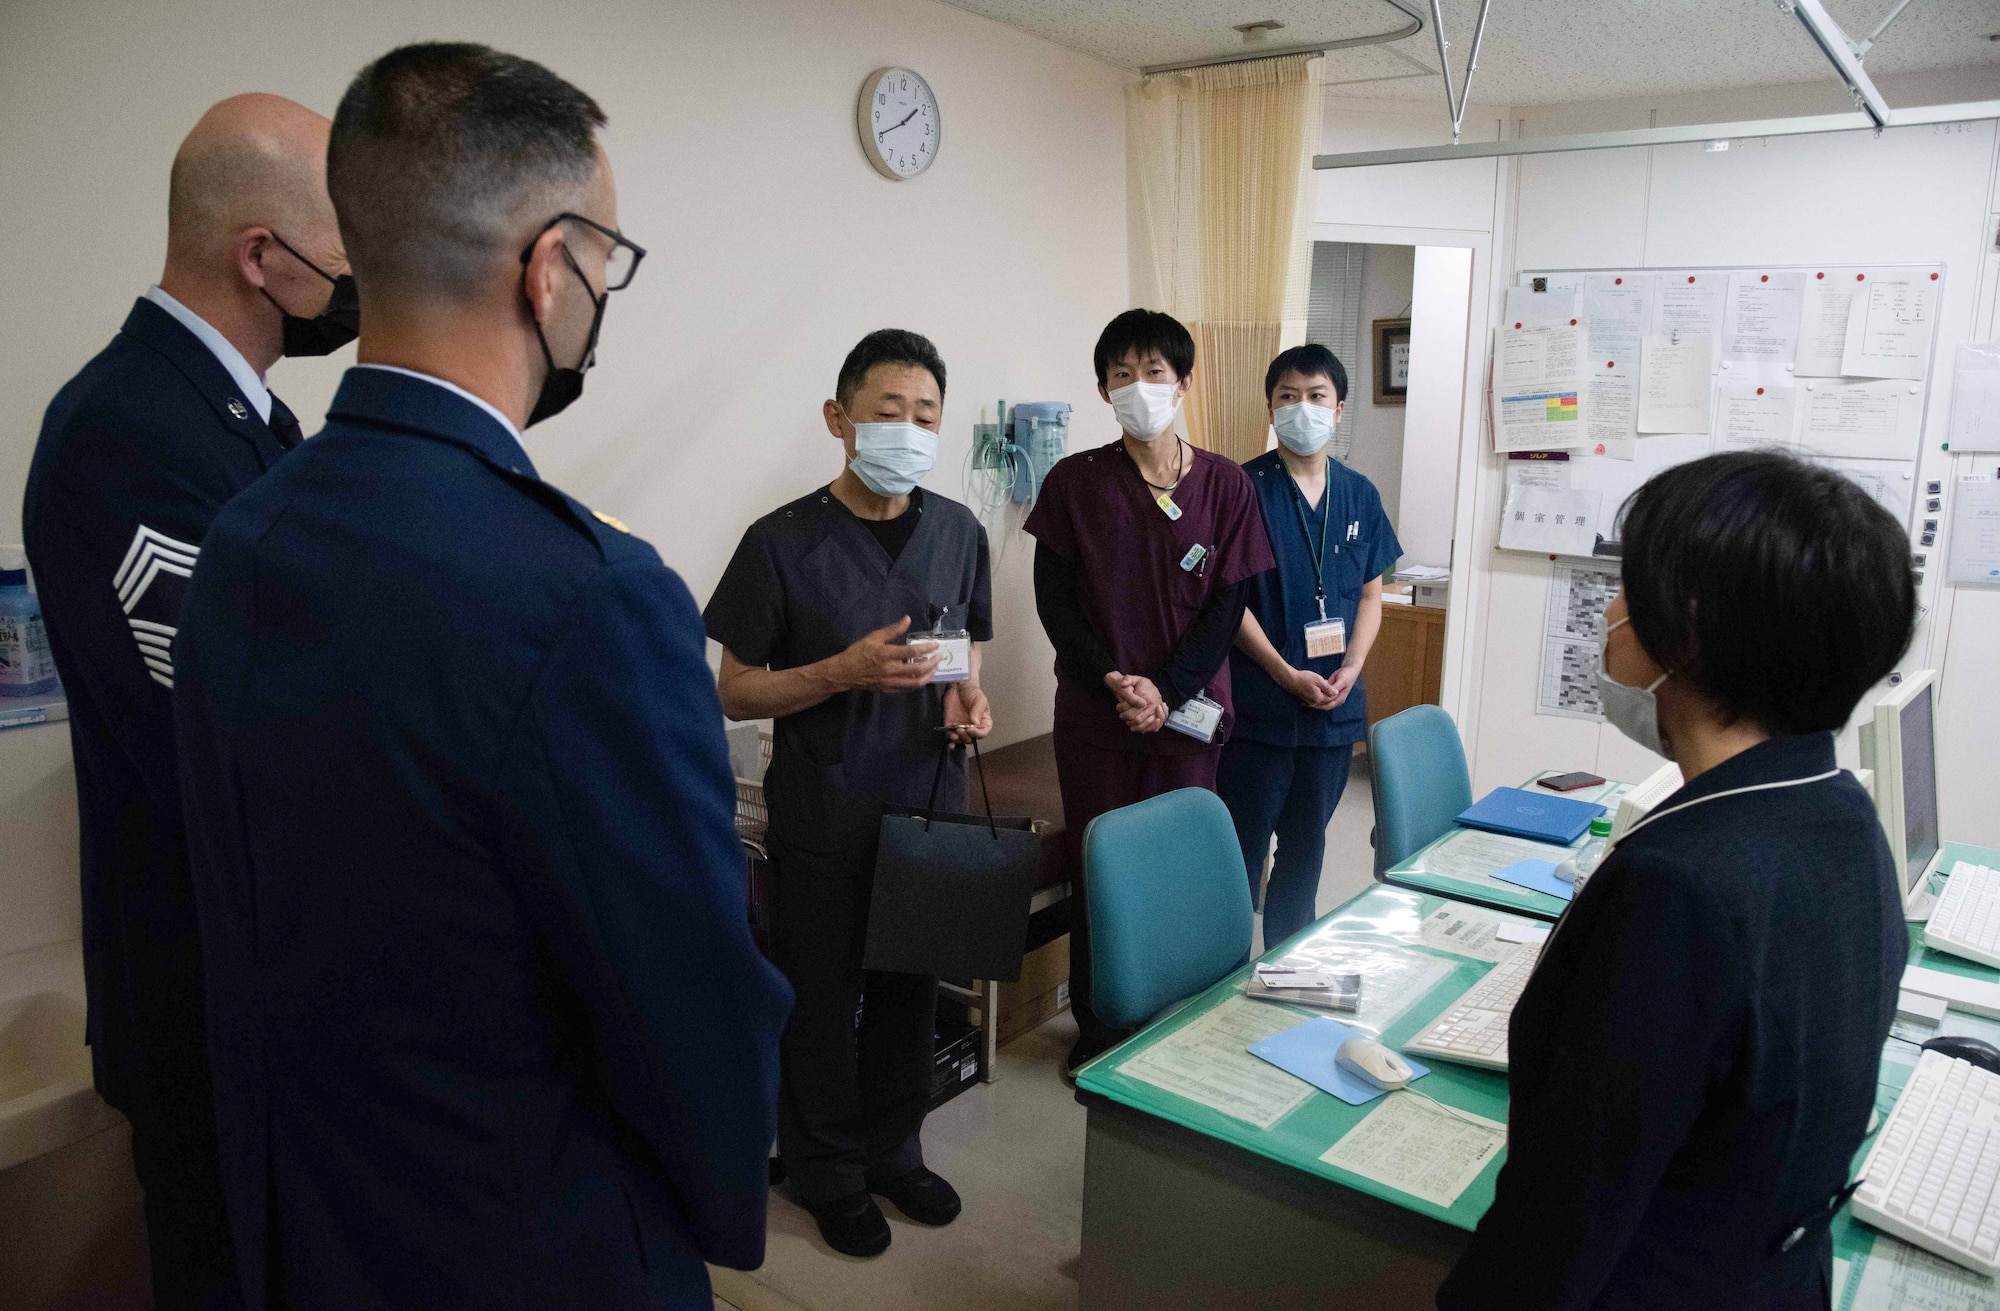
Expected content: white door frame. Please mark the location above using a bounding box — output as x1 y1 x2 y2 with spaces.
1312 221 1500 747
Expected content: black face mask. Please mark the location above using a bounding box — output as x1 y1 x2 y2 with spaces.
264 234 359 357
526 245 607 428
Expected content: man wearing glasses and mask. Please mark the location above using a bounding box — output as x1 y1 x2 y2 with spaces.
22 90 353 1310
170 44 790 1311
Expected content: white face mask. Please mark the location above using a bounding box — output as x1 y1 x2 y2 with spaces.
1108 380 1181 441
1272 401 1337 456
847 421 937 497
1597 615 1672 758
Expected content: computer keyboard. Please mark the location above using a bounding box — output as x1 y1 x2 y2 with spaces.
1924 862 2000 969
1852 1049 2000 1276
1402 944 1541 1072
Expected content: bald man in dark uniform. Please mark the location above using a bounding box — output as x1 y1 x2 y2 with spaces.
22 92 353 1310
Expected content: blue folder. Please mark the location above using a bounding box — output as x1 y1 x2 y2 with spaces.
1455 786 1605 845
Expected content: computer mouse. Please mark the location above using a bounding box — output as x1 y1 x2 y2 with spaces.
1336 1037 1414 1091
1922 1035 2000 1076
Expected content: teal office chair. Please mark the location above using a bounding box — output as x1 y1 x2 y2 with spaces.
1083 788 1255 1030
1368 704 1474 880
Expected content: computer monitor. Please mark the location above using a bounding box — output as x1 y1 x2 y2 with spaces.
1609 761 1684 846
1858 670 1943 914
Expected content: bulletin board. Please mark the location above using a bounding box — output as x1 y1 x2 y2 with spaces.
1489 263 1944 561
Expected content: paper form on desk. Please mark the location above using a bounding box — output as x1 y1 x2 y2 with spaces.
1638 333 1714 433
1847 1233 1996 1310
1319 1092 1505 1209
1419 903 1512 963
1117 996 1316 1129
1492 325 1586 452
1723 272 1806 364
1842 276 1936 380
1716 383 1800 450
1796 278 1857 377
1410 828 1577 888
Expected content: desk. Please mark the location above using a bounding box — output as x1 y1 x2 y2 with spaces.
1829 840 2000 1305
1078 840 2000 1310
1380 772 1633 922
1074 883 1520 1309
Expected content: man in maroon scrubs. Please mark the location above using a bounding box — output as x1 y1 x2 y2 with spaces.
1026 309 1274 1073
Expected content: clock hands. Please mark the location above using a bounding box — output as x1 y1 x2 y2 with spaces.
876 107 920 141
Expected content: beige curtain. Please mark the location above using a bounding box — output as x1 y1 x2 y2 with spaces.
1128 55 1325 463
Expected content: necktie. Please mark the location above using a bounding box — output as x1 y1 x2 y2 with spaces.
268 394 304 451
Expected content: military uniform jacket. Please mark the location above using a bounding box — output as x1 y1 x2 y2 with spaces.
21 296 299 1123
171 367 792 1311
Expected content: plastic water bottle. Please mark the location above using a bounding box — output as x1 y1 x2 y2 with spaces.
0 548 59 698
1555 816 1616 890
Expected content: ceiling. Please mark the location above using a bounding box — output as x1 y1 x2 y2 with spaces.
938 0 2000 105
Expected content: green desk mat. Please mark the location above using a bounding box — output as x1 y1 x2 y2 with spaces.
1082 838 2000 1290
1075 883 1523 1233
1831 840 2000 1307
1381 773 1632 921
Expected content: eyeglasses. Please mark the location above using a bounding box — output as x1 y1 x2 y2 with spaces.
521 213 646 291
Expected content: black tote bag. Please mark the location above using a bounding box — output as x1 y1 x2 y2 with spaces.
864 739 1041 981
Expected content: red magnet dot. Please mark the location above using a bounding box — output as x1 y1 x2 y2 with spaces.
1857 274 1866 281
1756 387 1765 395
1932 273 1940 280
1614 277 1623 285
1688 276 1696 283
1606 361 1616 368
1569 318 1578 325
1514 322 1522 329
1761 275 1769 282
1816 272 1825 279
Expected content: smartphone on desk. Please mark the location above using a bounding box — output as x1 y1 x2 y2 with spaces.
1537 771 1606 792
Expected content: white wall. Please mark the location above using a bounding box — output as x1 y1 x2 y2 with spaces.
1466 70 2000 848
1345 243 1413 529
1400 246 1474 570
0 0 1130 960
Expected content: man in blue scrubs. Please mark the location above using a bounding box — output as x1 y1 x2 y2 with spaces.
1218 345 1400 948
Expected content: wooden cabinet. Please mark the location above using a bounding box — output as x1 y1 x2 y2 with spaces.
1365 602 1446 727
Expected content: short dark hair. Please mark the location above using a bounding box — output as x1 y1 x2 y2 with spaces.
1617 450 1916 736
1265 344 1348 403
1093 309 1195 386
328 43 606 301
835 329 947 408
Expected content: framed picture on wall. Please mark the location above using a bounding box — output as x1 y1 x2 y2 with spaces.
1373 318 1411 405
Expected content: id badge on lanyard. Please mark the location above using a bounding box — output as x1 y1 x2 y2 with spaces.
1304 611 1346 658
1292 466 1344 659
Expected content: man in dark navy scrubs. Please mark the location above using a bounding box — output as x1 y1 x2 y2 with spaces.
1220 345 1400 949
22 92 351 1310
707 329 993 1259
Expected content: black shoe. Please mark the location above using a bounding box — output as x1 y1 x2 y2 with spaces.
870 1166 962 1226
806 1191 891 1258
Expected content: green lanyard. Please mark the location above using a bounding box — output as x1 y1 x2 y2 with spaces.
1287 459 1332 622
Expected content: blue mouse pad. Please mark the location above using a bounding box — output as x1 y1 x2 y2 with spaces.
1490 857 1574 902
1247 1016 1430 1106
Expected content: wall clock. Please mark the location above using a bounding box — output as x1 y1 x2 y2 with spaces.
857 67 940 180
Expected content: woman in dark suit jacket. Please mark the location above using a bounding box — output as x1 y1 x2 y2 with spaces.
1438 451 1917 1310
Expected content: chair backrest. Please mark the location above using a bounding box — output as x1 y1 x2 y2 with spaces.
1083 788 1254 1029
1368 705 1473 879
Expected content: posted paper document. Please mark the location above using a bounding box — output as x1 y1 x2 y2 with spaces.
1949 476 2000 586
1637 333 1714 433
1582 277 1650 458
1722 271 1805 364
1716 383 1800 450
1841 276 1937 380
1493 325 1585 452
1117 997 1315 1130
1948 342 2000 453
1823 458 1915 527
1538 560 1619 719
1319 1092 1506 1209
1800 380 1910 460
1796 277 1858 376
